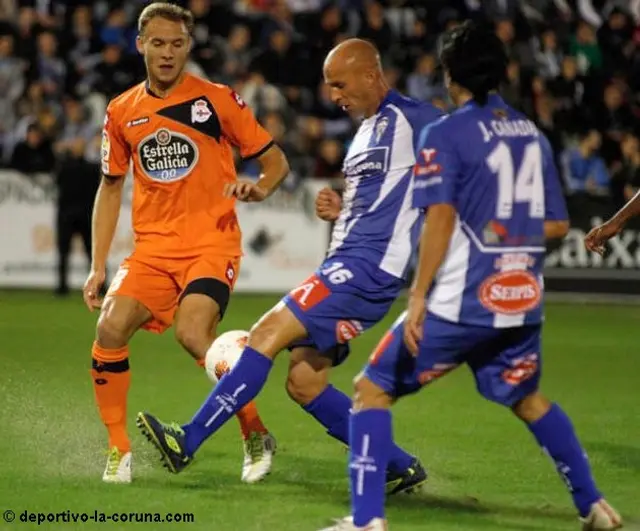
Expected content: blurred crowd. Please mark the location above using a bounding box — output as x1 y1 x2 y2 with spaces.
1 0 640 210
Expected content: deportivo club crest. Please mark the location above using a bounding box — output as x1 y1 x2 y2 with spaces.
191 99 212 123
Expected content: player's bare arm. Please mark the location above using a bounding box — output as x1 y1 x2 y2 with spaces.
404 203 456 355
315 187 342 222
83 174 125 311
544 220 570 240
224 144 289 202
585 188 640 254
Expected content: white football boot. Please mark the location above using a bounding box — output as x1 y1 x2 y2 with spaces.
241 432 277 483
102 447 132 483
581 499 623 530
319 516 388 531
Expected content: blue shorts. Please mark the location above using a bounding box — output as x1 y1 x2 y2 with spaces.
364 313 542 406
283 258 402 366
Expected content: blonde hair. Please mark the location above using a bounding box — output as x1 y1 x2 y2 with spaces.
138 2 194 36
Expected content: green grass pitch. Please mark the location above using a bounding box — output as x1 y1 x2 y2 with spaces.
0 291 639 531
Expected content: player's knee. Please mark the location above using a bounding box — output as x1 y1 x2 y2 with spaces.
352 373 391 411
285 367 327 406
96 307 132 349
511 391 551 423
175 323 209 359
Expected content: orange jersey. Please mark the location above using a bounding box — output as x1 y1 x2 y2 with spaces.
101 72 273 258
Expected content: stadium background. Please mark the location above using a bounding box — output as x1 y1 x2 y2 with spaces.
1 2 639 531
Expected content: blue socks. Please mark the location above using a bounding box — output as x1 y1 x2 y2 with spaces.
183 346 272 456
528 403 601 517
349 409 390 527
303 385 414 473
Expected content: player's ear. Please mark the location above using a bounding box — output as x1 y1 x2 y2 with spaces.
135 35 144 55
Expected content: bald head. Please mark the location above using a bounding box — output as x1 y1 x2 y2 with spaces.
322 38 389 118
324 38 382 73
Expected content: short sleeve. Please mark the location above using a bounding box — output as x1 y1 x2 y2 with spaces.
412 123 458 209
101 102 130 177
540 135 568 221
218 88 273 160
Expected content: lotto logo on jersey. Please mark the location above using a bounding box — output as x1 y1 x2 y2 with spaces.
336 320 363 344
138 129 199 183
225 261 235 284
478 270 541 315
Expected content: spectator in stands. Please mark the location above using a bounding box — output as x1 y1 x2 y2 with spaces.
592 83 634 165
550 55 585 134
357 1 394 61
314 138 343 180
535 27 564 79
406 53 445 103
560 129 610 196
618 133 640 203
597 7 634 73
10 122 55 174
34 30 66 102
189 0 227 77
0 33 24 166
495 18 536 73
221 25 254 83
570 20 603 74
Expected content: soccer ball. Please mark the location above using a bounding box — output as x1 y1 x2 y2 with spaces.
205 330 249 384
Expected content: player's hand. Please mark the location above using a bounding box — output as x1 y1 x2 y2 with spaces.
584 220 622 256
83 269 105 312
404 293 426 357
223 180 269 203
315 187 341 222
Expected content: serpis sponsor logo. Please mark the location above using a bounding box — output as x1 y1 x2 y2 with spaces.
478 270 541 315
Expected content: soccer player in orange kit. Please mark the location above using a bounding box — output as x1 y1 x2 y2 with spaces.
83 2 290 484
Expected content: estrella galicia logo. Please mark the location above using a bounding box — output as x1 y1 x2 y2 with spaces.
138 128 199 182
343 147 389 177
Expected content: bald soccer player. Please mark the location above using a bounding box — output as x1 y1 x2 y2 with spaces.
136 39 442 491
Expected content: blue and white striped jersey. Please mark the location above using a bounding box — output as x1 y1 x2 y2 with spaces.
327 90 443 281
413 94 569 328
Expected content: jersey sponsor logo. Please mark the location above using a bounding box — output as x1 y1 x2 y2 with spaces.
191 99 212 123
478 269 541 315
336 320 363 343
414 148 442 177
343 147 389 177
138 128 198 182
288 273 331 310
101 130 110 174
502 353 538 385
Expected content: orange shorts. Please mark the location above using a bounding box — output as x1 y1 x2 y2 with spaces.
106 252 241 333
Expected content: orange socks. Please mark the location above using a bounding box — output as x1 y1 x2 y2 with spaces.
91 342 131 453
197 359 268 439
